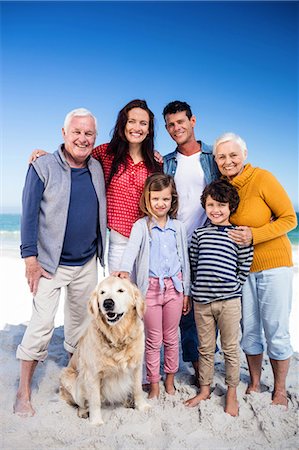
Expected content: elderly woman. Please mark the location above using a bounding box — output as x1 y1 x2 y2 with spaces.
213 132 297 407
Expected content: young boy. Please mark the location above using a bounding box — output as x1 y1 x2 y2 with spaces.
185 179 253 416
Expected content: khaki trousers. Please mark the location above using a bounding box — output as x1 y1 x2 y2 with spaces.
16 255 97 361
194 298 241 387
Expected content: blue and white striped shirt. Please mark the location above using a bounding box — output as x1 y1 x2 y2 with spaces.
190 224 253 304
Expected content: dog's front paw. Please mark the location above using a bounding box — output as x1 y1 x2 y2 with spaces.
89 409 104 425
77 407 89 419
135 399 151 411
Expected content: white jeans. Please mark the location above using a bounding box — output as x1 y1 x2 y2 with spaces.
108 229 136 282
108 229 129 273
17 255 97 361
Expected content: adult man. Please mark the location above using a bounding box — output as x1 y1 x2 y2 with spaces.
14 108 106 417
163 101 219 381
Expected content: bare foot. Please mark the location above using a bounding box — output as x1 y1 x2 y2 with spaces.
164 374 176 395
185 385 210 407
272 390 288 408
165 384 175 395
225 388 239 417
13 393 35 417
148 383 160 399
245 383 260 394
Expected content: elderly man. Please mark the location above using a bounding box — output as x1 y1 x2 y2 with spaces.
163 101 219 382
14 108 106 417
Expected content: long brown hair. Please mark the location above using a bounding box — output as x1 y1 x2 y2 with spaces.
106 99 161 186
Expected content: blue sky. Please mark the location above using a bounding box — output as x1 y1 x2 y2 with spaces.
1 1 298 212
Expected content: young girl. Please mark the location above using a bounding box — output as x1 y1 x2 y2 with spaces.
113 174 190 399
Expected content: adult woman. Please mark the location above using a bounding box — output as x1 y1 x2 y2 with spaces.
31 100 162 271
91 99 161 271
213 132 297 407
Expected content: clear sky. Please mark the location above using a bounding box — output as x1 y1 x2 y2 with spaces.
1 0 298 212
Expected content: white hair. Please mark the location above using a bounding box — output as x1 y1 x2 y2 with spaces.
213 132 247 157
63 108 98 134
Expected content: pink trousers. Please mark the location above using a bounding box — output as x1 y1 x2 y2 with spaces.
144 277 183 383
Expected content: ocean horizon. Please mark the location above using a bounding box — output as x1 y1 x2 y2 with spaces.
1 213 299 250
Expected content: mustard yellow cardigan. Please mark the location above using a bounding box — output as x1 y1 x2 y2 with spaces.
230 164 297 272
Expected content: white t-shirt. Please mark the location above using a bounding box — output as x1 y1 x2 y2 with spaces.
174 151 207 244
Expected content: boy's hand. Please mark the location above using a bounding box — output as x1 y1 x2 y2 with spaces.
111 271 130 279
182 295 191 315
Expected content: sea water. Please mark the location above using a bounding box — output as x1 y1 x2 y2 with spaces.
1 213 299 256
0 214 21 256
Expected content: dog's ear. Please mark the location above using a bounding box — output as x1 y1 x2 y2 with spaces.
132 284 146 319
88 289 99 318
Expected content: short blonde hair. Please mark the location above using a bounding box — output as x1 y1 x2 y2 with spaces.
140 173 178 221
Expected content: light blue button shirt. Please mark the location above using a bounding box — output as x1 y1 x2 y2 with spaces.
149 217 183 293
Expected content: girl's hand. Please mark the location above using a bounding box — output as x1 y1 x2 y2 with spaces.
111 271 130 279
182 295 191 316
154 150 163 164
29 149 48 163
228 226 253 246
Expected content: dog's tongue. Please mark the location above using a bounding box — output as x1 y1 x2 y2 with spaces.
107 312 117 319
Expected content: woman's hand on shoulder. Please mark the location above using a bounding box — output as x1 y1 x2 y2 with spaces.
29 149 48 164
228 226 253 246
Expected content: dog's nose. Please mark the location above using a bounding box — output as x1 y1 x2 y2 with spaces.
103 298 115 311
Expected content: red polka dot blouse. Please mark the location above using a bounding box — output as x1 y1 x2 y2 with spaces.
92 143 159 237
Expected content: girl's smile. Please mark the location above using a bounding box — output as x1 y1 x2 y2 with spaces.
150 186 172 223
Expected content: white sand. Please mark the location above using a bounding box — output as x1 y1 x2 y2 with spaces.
0 252 298 450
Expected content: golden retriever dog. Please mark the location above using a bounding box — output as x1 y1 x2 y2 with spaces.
60 276 149 425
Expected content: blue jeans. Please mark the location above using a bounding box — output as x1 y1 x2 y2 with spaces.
180 302 199 362
241 267 293 360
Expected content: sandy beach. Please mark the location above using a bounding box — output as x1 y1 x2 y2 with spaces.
0 249 298 450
